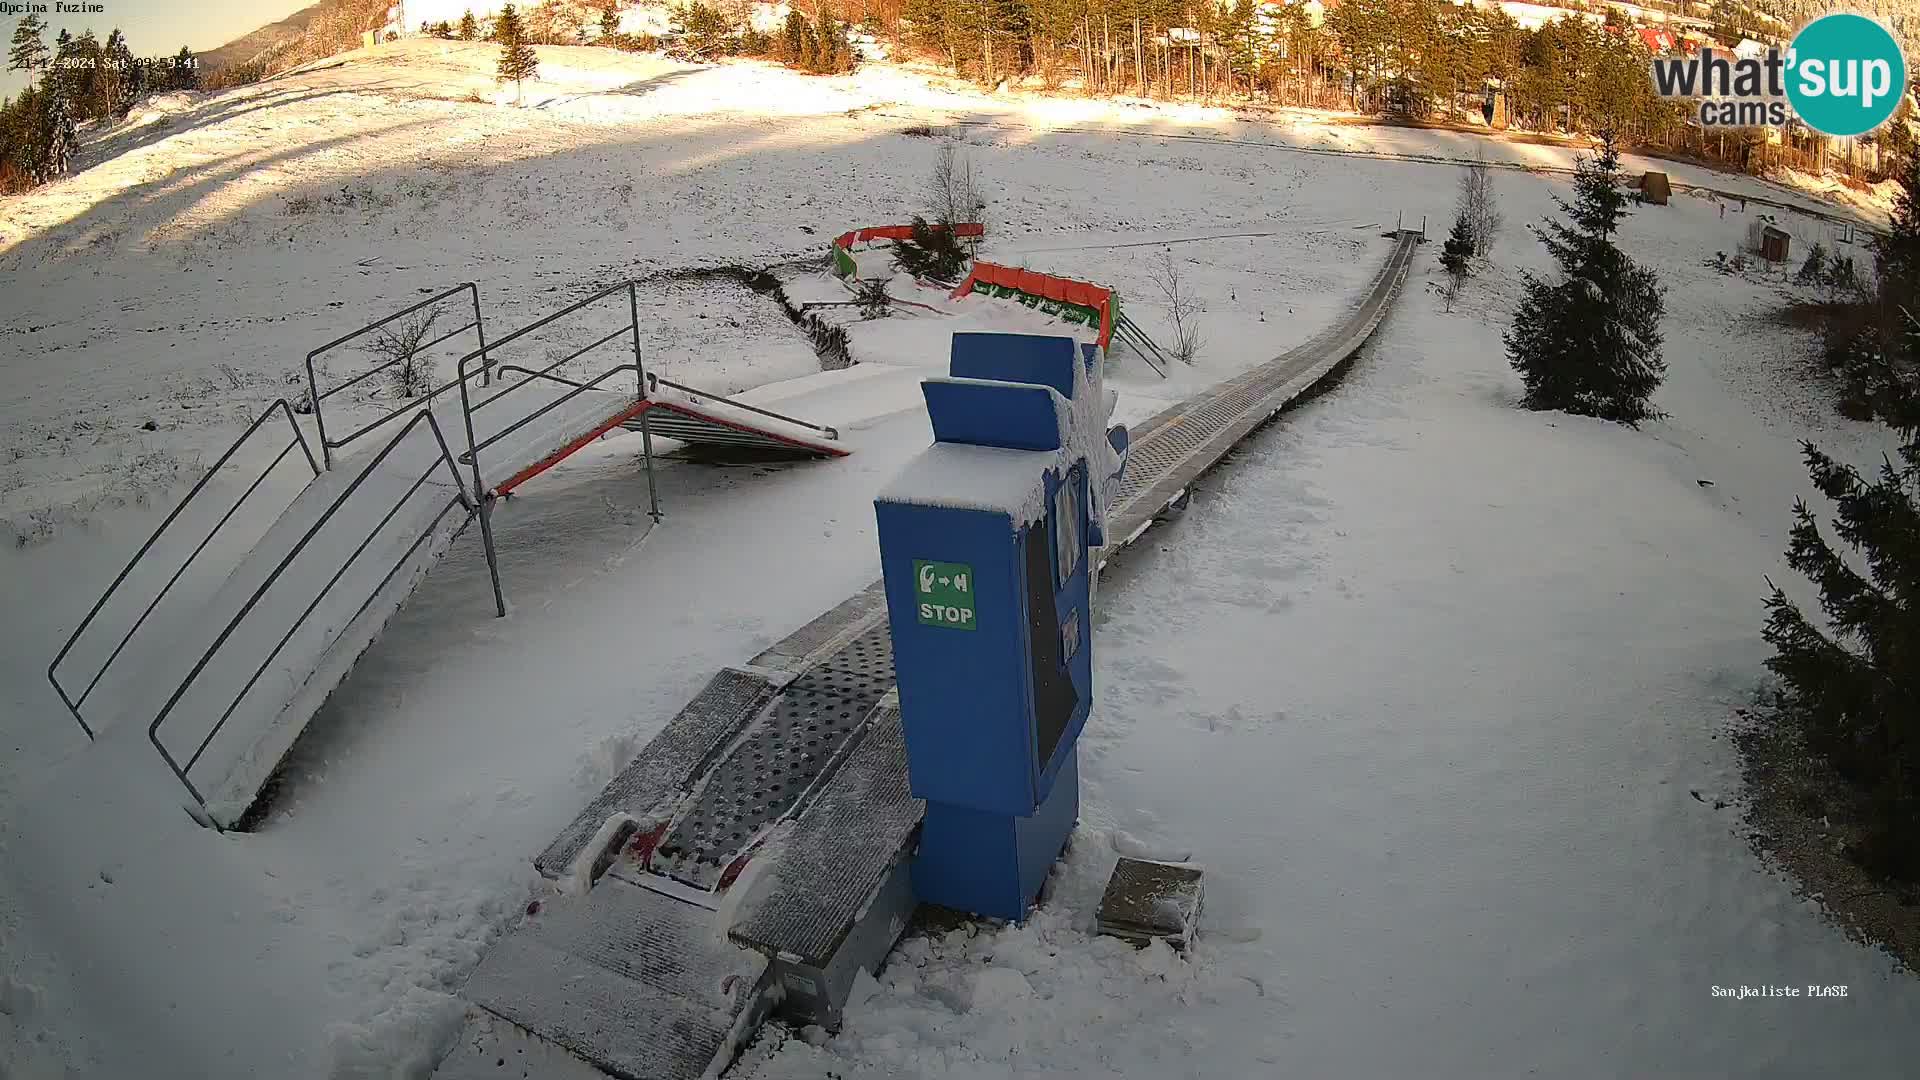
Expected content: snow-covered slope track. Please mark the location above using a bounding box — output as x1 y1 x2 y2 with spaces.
432 229 1423 1080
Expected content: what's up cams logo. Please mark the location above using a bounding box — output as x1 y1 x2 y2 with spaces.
1650 13 1909 137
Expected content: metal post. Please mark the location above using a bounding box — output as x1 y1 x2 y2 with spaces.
306 352 332 470
469 282 493 388
629 283 663 524
456 347 508 618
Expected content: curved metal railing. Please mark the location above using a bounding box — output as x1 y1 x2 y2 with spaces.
146 408 475 810
47 399 320 741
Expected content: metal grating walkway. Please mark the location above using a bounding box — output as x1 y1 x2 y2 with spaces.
654 622 896 889
729 703 922 968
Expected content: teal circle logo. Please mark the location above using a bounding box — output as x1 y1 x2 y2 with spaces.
1786 14 1908 138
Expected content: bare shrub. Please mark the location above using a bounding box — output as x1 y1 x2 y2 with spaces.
929 141 981 229
1149 247 1203 364
856 277 891 318
362 308 442 398
1457 157 1502 258
16 504 59 547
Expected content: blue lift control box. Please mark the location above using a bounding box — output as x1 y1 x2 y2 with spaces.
874 332 1126 921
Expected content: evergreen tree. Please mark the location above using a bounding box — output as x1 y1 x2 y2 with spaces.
50 29 73 102
171 46 198 91
39 76 74 181
1437 212 1473 311
495 4 541 102
1796 242 1829 287
780 10 808 62
461 10 479 41
815 9 838 73
101 29 135 120
893 216 968 281
1874 154 1920 309
70 30 101 120
1763 327 1920 879
0 86 42 189
669 2 737 59
798 20 818 70
600 8 620 40
1504 132 1666 426
8 14 49 84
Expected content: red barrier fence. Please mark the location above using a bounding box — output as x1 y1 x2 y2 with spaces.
949 261 1115 350
832 222 985 251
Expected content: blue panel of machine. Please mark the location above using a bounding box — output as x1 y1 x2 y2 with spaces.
874 499 1039 818
921 379 1062 451
949 332 1080 400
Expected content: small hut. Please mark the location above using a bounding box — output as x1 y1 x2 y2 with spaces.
1638 171 1671 205
1760 225 1792 263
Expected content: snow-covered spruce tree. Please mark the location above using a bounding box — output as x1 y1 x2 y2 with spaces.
495 4 540 103
1875 154 1920 307
105 29 138 119
1763 316 1920 879
0 87 44 191
460 10 479 41
38 78 75 182
893 216 968 282
1504 132 1666 426
1437 212 1473 311
1796 242 1828 287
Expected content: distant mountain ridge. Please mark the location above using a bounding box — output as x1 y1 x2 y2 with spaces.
197 2 328 72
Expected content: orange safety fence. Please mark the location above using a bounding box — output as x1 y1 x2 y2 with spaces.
950 261 1114 349
832 222 986 250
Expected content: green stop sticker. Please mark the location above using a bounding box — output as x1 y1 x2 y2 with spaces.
915 560 976 630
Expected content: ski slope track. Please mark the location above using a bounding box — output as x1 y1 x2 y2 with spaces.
433 231 1422 1080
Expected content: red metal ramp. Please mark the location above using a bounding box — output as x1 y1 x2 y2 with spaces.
617 377 848 461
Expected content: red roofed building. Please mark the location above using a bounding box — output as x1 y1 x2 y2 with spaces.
1636 26 1680 54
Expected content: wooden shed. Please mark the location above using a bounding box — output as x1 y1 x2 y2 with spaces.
1638 171 1671 205
1760 225 1792 263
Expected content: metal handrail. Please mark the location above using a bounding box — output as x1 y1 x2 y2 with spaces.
465 363 640 462
452 282 661 618
47 399 319 741
482 366 840 442
305 282 491 468
147 408 475 811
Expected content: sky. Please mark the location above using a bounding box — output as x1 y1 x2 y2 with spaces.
4 0 314 97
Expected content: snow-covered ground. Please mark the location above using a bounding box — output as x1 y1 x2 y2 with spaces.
3 36 1917 1079
744 193 1920 1080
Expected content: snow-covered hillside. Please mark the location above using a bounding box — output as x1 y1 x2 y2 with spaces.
0 38 1886 540
3 36 1917 1079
